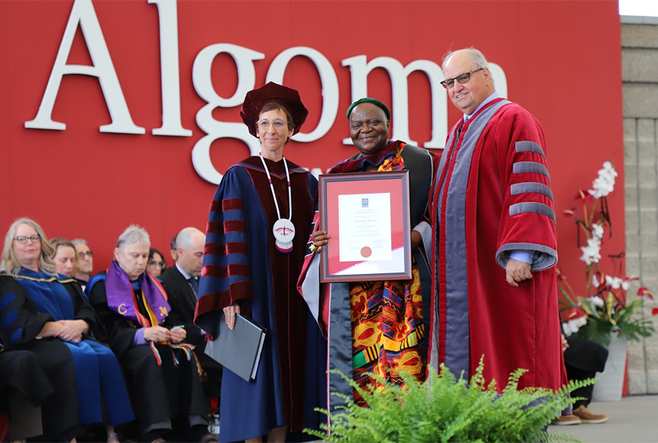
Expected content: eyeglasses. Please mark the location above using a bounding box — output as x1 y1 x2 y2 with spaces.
149 260 166 269
257 119 288 130
440 68 484 89
14 235 41 244
77 251 94 259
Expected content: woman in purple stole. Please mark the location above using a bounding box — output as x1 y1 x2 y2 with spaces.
0 218 133 442
87 225 214 443
195 82 326 443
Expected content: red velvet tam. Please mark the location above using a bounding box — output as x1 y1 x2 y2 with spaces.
240 82 308 137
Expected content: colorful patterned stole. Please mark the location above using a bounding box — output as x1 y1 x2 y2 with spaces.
348 142 426 406
105 261 201 373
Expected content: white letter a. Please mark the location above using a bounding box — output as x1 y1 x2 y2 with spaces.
25 0 144 134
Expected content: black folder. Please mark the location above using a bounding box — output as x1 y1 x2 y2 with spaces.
204 313 267 382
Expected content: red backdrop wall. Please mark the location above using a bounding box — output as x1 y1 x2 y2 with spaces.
0 0 624 291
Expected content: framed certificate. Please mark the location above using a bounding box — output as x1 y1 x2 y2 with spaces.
318 171 412 282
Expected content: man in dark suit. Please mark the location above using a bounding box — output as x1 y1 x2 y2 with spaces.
160 227 222 400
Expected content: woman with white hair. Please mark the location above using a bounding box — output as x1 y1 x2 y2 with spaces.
0 218 133 442
87 225 214 443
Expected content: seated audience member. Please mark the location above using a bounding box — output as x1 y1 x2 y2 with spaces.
0 218 134 442
87 225 215 442
160 227 222 400
0 327 54 441
564 335 609 423
72 238 94 290
50 237 77 278
170 234 178 262
147 247 166 278
50 239 124 443
552 334 609 426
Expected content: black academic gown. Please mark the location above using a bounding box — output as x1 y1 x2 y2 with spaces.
0 274 93 439
88 275 206 434
0 324 56 440
160 266 222 397
0 324 53 406
0 342 54 408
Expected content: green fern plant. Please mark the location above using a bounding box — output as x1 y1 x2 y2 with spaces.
306 356 590 443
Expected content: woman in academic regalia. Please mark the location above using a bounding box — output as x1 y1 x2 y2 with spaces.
194 82 326 443
50 237 78 278
0 218 133 442
87 225 214 443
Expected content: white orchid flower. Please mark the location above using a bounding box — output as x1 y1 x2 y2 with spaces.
588 161 617 199
562 322 573 336
605 275 623 289
580 237 601 264
592 274 601 287
591 223 604 240
565 317 588 334
591 296 605 307
602 161 618 176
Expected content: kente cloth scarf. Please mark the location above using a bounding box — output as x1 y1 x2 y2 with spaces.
150 324 203 376
333 140 426 406
106 260 170 326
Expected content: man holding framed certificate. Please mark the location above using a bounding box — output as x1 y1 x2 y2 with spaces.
299 98 437 410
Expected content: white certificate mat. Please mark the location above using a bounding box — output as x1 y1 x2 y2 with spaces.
338 192 391 262
319 171 412 283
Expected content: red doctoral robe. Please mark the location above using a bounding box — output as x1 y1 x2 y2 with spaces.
430 97 567 392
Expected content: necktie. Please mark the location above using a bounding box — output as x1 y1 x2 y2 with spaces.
456 119 465 139
188 277 199 295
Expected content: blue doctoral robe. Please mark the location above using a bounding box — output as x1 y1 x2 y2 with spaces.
0 269 133 438
195 156 326 442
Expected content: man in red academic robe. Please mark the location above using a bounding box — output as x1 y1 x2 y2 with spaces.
430 48 567 393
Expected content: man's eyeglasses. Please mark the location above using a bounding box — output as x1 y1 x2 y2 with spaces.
257 119 288 130
149 260 166 269
441 68 484 89
14 235 41 244
77 251 94 259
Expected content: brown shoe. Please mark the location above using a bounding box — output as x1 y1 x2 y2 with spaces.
572 405 608 424
551 414 581 426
